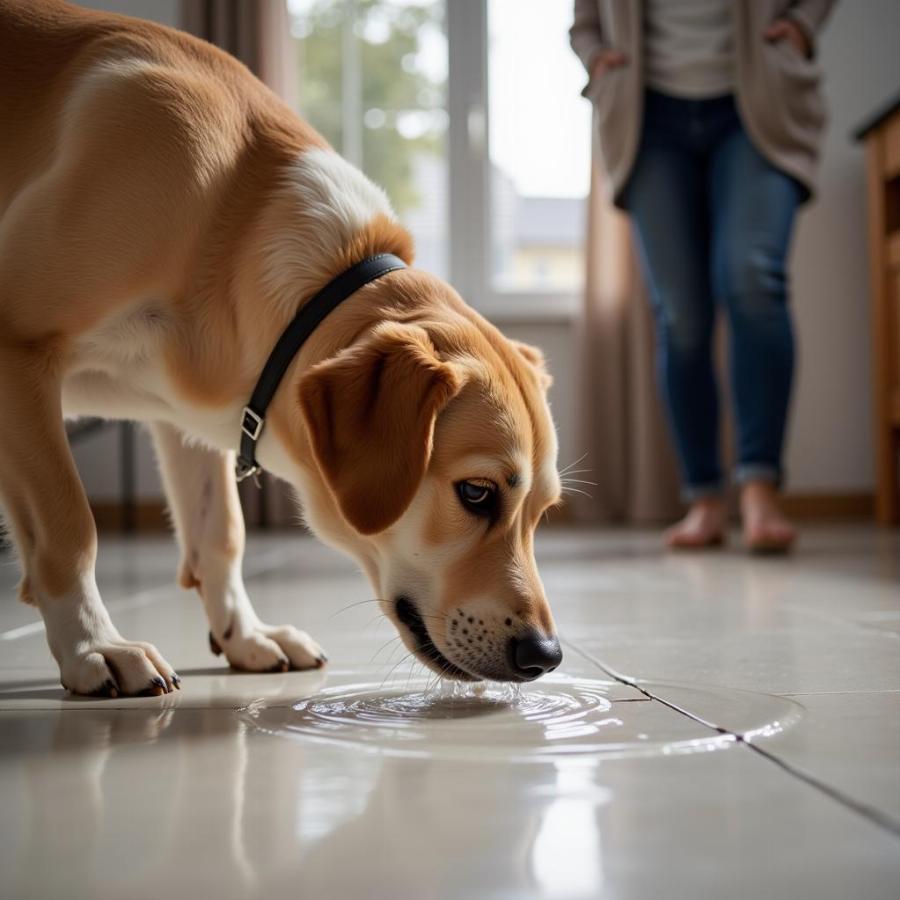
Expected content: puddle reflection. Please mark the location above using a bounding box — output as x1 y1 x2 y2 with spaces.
5 674 801 898
8 704 612 898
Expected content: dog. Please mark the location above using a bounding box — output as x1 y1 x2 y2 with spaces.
0 0 563 696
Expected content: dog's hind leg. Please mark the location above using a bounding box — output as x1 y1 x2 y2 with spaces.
0 345 177 696
150 422 326 671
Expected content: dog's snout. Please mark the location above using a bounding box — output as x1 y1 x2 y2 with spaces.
508 633 562 680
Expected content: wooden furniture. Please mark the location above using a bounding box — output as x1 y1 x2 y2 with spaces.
857 96 900 525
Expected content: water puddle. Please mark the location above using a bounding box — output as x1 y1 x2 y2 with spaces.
243 674 803 761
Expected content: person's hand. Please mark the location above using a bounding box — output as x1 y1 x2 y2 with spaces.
764 18 812 58
590 48 627 82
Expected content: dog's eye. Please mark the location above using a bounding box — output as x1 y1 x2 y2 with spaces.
456 480 498 517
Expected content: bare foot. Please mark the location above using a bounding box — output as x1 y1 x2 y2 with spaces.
740 481 796 553
664 498 727 550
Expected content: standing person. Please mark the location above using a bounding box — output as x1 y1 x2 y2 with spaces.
570 1 835 552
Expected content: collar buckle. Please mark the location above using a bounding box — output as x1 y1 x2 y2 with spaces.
241 407 264 441
235 462 261 485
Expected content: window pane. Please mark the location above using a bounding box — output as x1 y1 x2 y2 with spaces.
488 0 590 293
287 0 448 278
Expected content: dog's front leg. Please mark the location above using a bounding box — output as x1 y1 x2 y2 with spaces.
0 349 177 696
150 423 326 671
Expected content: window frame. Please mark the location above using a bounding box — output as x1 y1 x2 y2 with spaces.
446 0 581 321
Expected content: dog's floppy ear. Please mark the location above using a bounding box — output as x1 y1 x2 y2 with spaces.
510 339 553 390
298 323 463 535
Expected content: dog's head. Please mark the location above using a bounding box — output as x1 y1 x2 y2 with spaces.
295 275 562 682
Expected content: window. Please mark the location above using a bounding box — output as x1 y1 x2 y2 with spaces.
487 0 591 296
287 1 588 318
288 0 448 277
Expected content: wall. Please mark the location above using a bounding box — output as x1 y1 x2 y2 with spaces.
786 0 900 491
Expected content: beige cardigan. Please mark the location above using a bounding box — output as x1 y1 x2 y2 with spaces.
570 0 836 206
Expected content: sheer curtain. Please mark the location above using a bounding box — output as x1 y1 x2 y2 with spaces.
576 154 681 523
181 0 300 528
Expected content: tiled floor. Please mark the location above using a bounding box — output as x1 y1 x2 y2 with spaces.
1 526 898 899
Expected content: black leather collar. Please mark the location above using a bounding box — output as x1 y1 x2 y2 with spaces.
236 253 408 482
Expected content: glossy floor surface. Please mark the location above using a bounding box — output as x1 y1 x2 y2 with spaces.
1 526 899 899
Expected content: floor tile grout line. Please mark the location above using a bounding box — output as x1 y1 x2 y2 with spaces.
564 639 900 841
779 603 900 641
0 545 300 643
776 689 900 697
741 740 900 839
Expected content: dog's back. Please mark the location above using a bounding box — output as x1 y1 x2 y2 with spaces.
0 0 314 341
2 1 161 207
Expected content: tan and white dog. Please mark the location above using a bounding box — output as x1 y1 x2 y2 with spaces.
0 0 563 697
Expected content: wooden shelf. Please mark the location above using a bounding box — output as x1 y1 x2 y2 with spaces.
888 230 900 267
863 104 900 524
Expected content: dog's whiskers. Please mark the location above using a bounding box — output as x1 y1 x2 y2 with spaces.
426 660 449 692
327 597 382 621
364 611 387 629
369 635 400 664
380 651 416 689
425 654 462 694
404 657 423 691
561 485 593 499
558 451 589 477
384 638 409 665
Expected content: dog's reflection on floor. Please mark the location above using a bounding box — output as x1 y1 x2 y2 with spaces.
11 696 609 898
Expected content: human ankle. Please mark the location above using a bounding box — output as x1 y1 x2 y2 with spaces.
691 497 725 514
740 480 779 508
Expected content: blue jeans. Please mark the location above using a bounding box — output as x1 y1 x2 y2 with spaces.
622 90 804 500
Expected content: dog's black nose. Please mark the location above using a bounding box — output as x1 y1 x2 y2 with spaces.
508 634 563 680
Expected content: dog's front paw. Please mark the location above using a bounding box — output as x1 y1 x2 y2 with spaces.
209 621 327 672
60 640 180 697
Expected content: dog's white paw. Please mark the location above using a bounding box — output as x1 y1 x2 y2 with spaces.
59 640 180 697
209 621 327 672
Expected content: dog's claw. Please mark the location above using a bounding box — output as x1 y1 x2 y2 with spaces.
171 673 181 689
268 658 290 673
209 631 223 657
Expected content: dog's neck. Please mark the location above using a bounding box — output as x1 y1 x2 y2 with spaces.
167 146 406 404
